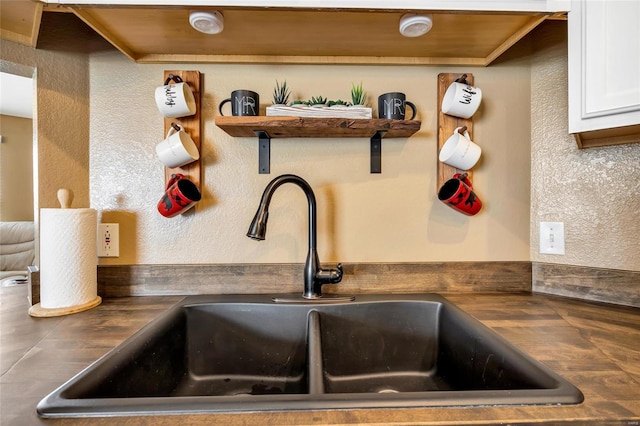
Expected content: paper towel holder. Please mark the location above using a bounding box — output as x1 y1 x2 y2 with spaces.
57 188 73 208
29 296 102 317
28 188 102 318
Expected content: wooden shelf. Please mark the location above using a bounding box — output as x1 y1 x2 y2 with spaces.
216 116 420 138
216 116 421 174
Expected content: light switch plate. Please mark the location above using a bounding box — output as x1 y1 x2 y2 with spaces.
539 222 565 255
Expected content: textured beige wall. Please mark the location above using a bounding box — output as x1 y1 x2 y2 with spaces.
1 38 90 264
91 50 531 265
530 23 640 272
0 114 34 221
0 40 90 211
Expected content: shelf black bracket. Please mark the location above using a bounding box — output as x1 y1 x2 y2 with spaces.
370 131 386 174
253 129 389 174
254 131 271 174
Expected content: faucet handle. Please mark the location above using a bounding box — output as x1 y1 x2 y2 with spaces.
317 262 343 284
334 263 343 283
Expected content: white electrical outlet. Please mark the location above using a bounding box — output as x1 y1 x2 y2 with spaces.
98 223 120 257
539 222 565 255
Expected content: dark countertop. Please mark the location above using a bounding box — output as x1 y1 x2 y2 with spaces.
2 283 639 425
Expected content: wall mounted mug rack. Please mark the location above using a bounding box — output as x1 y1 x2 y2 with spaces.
161 70 202 213
437 73 476 189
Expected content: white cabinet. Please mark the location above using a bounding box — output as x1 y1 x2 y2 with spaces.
568 0 640 147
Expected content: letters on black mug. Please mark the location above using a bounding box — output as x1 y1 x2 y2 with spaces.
383 98 405 117
235 95 257 115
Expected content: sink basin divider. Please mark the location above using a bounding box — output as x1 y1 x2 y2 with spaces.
306 310 325 395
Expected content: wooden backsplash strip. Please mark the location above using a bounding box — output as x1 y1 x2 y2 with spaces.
533 262 640 308
31 262 639 307
95 262 532 298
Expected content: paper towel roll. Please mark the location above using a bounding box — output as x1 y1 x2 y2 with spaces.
40 208 98 309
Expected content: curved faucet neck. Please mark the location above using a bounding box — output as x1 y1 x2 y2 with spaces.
257 174 317 250
248 174 343 299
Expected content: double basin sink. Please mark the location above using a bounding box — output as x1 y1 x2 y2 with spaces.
37 294 583 418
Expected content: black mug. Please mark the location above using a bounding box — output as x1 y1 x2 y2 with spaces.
378 92 416 120
218 90 260 116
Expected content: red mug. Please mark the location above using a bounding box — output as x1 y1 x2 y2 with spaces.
157 174 201 218
437 173 482 216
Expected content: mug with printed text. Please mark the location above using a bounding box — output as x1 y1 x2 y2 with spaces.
218 90 260 116
439 126 481 171
154 74 197 118
441 74 482 119
377 92 417 120
155 123 200 169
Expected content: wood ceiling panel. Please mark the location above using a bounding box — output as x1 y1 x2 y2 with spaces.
70 6 549 65
0 0 43 47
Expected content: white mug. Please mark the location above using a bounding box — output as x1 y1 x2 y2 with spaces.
154 75 196 118
156 124 199 168
441 77 482 119
439 126 481 170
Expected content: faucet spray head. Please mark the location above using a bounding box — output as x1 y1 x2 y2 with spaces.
247 209 268 240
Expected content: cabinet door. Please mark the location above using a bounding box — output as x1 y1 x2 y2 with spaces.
568 0 640 134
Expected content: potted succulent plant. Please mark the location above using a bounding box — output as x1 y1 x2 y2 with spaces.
266 82 371 118
271 80 291 106
351 81 367 106
328 99 351 108
309 95 327 107
267 80 298 115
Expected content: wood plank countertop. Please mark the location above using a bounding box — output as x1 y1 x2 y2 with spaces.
2 284 639 425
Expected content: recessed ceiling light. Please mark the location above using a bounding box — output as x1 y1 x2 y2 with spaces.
189 11 224 35
399 14 433 37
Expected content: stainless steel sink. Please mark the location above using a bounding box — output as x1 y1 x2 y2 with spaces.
37 294 583 418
